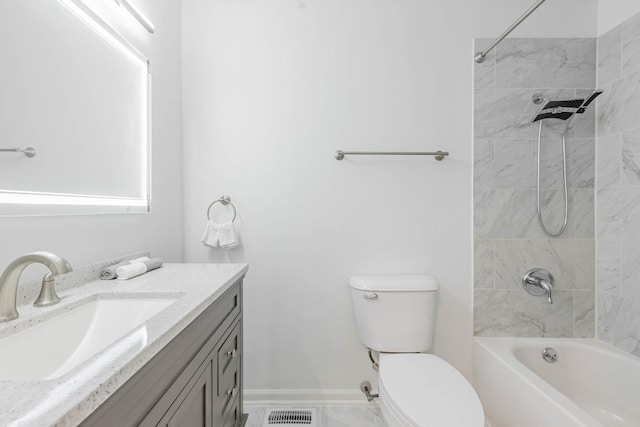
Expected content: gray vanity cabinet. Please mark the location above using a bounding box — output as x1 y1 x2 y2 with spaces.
152 319 241 427
80 279 246 427
159 360 213 426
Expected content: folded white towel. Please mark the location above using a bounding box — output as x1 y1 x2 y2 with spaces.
201 220 239 249
116 262 148 280
101 256 150 280
201 220 220 247
142 257 164 272
218 222 239 249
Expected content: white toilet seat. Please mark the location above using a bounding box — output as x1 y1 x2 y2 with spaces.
378 353 484 427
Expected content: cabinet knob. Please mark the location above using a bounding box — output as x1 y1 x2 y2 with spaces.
225 387 237 397
226 349 237 358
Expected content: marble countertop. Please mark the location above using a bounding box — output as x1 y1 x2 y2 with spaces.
0 262 248 427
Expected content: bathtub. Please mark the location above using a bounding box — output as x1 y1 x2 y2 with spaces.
474 337 640 427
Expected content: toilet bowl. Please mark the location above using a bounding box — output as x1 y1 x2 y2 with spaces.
348 275 484 427
378 354 484 427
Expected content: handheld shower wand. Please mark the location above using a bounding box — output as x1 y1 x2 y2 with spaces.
532 90 602 237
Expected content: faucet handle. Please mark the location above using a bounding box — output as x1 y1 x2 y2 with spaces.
33 273 61 307
522 268 554 304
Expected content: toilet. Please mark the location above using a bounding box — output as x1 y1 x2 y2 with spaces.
349 275 484 427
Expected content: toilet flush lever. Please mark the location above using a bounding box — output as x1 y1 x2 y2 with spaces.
363 293 378 300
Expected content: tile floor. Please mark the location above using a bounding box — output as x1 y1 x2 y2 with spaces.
245 406 385 427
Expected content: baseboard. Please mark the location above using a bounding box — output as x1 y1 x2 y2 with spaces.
243 389 374 407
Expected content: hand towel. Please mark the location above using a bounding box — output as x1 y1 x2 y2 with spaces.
218 222 239 249
201 221 239 249
100 256 150 280
141 257 164 272
116 262 148 280
201 220 220 248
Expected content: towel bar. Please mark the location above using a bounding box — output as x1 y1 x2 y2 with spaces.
0 147 36 158
334 150 448 161
206 195 237 222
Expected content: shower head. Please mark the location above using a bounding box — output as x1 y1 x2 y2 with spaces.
533 98 584 121
577 90 603 112
532 90 603 122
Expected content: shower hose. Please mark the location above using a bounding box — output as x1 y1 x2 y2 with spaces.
536 120 568 237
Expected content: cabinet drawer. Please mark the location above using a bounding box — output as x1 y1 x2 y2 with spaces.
219 368 238 420
223 396 240 427
217 320 241 388
214 286 241 335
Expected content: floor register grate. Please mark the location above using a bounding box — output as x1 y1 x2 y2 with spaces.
262 409 317 427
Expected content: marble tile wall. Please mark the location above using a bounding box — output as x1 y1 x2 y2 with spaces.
473 38 597 337
596 10 640 357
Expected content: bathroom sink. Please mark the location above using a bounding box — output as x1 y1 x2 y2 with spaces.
0 296 177 381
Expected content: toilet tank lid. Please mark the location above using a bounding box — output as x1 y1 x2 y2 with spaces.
349 275 438 291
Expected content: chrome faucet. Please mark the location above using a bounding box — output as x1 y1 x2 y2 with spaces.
522 268 554 304
0 252 72 322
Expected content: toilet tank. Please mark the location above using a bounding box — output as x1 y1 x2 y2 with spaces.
349 275 438 353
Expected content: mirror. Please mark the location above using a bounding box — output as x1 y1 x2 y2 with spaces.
0 0 150 215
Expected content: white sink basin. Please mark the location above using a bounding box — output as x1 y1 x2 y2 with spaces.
0 296 177 381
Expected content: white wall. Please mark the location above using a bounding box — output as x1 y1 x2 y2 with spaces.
597 0 640 35
182 0 596 392
0 0 183 279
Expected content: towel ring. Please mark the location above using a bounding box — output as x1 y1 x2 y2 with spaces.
207 195 237 222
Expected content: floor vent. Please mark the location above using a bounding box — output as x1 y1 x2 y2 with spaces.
263 409 317 427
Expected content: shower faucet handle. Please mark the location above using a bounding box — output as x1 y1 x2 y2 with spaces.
522 268 554 304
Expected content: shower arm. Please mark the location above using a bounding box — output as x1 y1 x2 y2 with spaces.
474 0 547 63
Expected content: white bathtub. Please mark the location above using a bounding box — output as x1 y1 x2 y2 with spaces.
474 337 640 427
